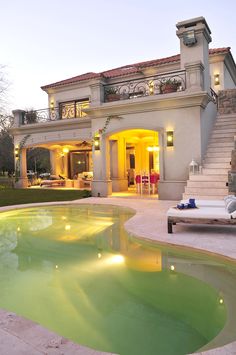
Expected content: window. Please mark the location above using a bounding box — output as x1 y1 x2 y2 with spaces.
59 99 89 119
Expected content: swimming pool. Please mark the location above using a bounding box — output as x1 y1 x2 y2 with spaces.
0 204 235 355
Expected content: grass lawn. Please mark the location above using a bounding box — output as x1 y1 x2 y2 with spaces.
0 188 91 207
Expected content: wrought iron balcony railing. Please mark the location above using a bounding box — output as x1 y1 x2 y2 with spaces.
104 70 186 102
21 105 88 125
22 108 60 125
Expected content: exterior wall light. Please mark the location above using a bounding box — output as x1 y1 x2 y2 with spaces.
166 131 174 147
62 147 69 154
214 73 220 86
183 30 197 47
94 136 100 151
149 80 154 95
147 146 160 152
50 100 54 109
14 146 19 158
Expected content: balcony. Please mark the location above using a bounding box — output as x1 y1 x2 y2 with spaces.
104 70 186 103
21 100 89 125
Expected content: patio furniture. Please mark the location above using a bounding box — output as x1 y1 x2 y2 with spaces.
40 175 65 187
135 173 159 194
167 197 236 233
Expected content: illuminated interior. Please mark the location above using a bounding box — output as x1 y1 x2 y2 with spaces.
109 129 160 187
29 129 160 194
59 99 89 119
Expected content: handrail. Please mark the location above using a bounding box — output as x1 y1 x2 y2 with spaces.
104 70 186 102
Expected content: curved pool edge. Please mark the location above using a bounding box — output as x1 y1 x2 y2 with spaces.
0 196 236 355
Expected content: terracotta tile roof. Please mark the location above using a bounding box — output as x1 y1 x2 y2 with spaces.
41 47 231 90
209 47 231 55
41 72 101 90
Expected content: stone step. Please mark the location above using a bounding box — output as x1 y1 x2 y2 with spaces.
184 187 228 195
207 146 234 153
216 113 236 119
189 174 228 181
211 132 236 138
213 126 236 132
202 168 229 175
214 125 236 132
203 162 230 169
210 137 234 143
208 141 234 147
183 193 225 200
206 151 232 158
215 116 236 123
187 180 227 188
204 157 231 163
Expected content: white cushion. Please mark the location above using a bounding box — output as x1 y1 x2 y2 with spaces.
224 196 236 213
226 199 236 213
167 207 231 220
181 199 225 208
231 210 236 219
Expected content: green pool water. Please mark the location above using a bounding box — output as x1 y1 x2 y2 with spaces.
0 204 235 355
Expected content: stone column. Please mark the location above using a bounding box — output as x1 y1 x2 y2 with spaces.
15 148 28 188
110 137 128 192
185 61 204 92
12 110 25 127
92 135 112 197
90 80 105 106
50 150 57 175
176 17 212 93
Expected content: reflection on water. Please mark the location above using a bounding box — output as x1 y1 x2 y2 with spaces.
0 205 235 355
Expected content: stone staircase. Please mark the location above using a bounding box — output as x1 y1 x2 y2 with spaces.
183 89 236 200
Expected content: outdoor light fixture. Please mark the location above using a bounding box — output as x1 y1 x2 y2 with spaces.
183 30 197 47
147 146 160 152
14 146 19 158
214 73 220 86
62 147 69 154
50 99 54 109
94 136 100 151
166 131 174 147
149 80 154 95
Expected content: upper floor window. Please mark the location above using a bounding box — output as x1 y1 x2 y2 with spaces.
60 99 89 119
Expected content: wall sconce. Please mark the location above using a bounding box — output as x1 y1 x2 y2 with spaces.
50 100 54 110
149 80 154 95
183 30 197 47
166 131 174 147
14 146 19 158
214 74 220 86
147 146 160 152
94 136 100 151
62 147 69 154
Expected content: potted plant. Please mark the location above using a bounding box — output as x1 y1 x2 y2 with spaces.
159 79 181 94
105 87 120 102
24 110 38 124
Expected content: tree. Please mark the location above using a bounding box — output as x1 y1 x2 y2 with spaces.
0 129 14 174
0 65 14 174
27 148 50 174
0 64 9 115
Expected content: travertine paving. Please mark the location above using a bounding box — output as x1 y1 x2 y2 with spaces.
0 197 235 355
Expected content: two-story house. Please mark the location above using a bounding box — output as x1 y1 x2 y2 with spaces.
12 16 236 200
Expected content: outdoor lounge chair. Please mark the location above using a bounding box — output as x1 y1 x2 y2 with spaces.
167 197 236 233
40 175 65 187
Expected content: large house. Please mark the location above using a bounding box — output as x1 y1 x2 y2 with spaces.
12 16 236 200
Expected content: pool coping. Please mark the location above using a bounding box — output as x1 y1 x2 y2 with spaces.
0 197 236 355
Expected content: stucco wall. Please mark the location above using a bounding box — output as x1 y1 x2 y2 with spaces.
224 65 236 89
200 101 217 159
14 126 91 148
49 86 91 107
92 106 202 182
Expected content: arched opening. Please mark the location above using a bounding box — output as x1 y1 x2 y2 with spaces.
108 129 160 197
